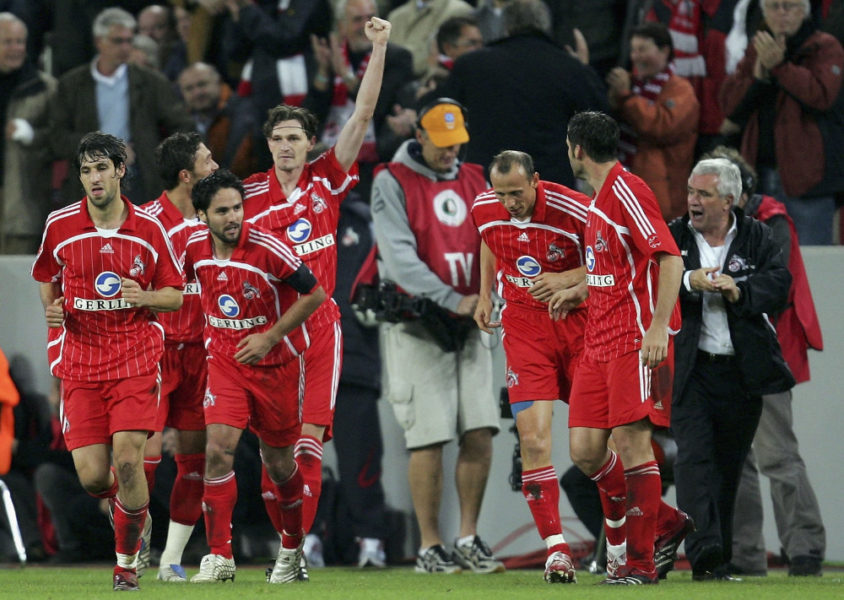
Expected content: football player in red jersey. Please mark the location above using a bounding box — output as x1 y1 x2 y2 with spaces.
473 150 590 583
241 17 392 569
141 132 219 581
32 132 184 591
184 170 325 583
564 111 691 585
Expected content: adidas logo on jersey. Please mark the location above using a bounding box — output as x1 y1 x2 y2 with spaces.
217 272 228 281
518 232 529 242
100 243 115 254
294 203 307 215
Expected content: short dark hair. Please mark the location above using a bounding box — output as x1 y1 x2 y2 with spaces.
567 111 619 163
490 150 534 178
631 22 674 61
436 15 479 53
262 104 318 139
191 169 244 213
155 132 204 190
503 0 551 36
75 131 128 174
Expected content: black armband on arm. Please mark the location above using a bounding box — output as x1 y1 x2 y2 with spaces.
285 263 319 295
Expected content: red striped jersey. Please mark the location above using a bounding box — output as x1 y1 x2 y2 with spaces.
183 222 314 367
31 197 185 381
140 192 206 343
584 163 681 360
472 181 590 312
242 148 358 329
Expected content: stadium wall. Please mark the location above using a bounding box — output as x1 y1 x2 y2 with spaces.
2 249 841 562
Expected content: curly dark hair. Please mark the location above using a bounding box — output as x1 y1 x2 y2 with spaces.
75 131 128 174
191 169 245 213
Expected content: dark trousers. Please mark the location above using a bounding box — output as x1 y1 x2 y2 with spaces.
33 462 113 559
672 354 763 572
332 383 389 541
0 471 41 558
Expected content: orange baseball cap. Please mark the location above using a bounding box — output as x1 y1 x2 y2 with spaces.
419 102 469 148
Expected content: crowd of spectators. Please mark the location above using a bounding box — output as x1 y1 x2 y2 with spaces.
2 0 843 253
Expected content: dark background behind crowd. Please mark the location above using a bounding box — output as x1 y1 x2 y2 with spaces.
2 0 844 256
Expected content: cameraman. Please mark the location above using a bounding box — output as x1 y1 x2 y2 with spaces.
371 99 502 574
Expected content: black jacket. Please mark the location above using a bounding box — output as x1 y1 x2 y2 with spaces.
669 209 795 403
437 31 608 187
335 195 381 391
50 63 194 205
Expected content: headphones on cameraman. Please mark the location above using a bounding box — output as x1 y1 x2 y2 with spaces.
415 97 469 131
736 162 756 197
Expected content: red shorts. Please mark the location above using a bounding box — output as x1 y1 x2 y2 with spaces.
204 354 299 448
568 345 673 429
281 320 342 441
501 307 585 404
61 371 160 451
155 342 207 432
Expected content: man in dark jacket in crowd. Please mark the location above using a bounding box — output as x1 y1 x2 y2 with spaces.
0 12 55 254
50 7 194 205
437 0 607 186
329 192 390 568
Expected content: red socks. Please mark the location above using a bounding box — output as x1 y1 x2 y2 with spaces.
202 471 237 558
589 451 627 547
624 461 661 574
275 463 304 550
113 496 147 556
262 463 305 550
170 453 205 525
143 455 160 494
294 435 323 533
656 499 681 539
261 466 285 534
521 466 571 555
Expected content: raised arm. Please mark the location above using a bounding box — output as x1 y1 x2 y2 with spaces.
334 18 391 171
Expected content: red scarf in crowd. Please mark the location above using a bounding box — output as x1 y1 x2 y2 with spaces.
618 63 675 165
652 0 706 78
236 54 310 107
321 44 378 163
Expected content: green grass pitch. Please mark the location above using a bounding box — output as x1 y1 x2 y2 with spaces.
0 565 841 600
